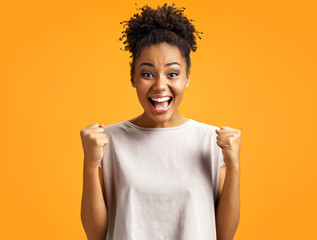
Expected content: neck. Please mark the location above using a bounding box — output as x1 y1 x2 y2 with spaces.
130 111 189 128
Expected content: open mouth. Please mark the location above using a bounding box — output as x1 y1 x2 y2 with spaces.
148 97 173 111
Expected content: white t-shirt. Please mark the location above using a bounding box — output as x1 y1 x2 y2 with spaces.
98 119 225 240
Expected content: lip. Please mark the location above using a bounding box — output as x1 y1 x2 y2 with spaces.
148 94 173 98
148 96 173 114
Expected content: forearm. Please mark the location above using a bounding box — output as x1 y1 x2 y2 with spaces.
81 161 108 240
215 163 240 240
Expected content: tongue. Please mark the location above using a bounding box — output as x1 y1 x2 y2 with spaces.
153 100 169 109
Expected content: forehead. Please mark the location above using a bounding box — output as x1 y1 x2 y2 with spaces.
136 43 185 66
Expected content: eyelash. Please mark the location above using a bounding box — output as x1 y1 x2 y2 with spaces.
142 72 179 78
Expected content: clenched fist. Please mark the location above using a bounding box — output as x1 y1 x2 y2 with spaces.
80 123 109 168
215 126 241 167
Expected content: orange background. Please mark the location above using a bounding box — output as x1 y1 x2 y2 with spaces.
1 0 316 239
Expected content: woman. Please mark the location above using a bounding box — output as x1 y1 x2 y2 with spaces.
81 3 241 240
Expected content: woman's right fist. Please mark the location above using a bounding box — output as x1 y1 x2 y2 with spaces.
80 123 109 168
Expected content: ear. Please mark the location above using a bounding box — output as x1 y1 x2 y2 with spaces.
185 76 190 88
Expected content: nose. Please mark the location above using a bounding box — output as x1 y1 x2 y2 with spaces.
152 75 168 91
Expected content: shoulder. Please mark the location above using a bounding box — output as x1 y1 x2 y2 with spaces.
103 120 144 139
103 121 128 134
190 119 221 135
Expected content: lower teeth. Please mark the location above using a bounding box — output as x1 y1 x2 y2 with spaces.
154 101 171 110
150 99 172 110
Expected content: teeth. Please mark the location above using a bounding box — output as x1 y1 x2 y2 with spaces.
150 97 171 102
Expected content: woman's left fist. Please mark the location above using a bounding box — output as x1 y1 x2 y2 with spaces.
215 126 241 167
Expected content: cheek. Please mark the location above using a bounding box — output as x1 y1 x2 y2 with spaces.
172 83 186 96
135 87 149 102
173 86 186 104
173 80 186 89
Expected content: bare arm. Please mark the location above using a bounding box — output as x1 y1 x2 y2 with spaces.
81 161 108 240
215 163 240 240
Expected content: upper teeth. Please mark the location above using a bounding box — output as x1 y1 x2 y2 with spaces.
150 97 171 102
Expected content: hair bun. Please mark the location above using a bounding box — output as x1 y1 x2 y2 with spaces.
119 3 203 54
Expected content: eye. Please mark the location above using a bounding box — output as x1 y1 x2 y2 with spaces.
141 72 153 78
168 72 179 77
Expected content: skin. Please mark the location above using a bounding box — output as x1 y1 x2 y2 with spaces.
129 42 190 128
80 123 109 239
215 126 241 239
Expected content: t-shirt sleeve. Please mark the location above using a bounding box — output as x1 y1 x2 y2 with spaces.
98 128 108 169
212 127 226 204
215 127 225 168
219 149 225 167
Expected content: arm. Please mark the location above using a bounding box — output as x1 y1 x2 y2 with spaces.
215 163 240 240
81 161 108 240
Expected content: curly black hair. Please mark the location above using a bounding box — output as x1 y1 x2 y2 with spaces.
118 2 203 78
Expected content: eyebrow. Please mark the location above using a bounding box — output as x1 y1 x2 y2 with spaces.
139 62 181 68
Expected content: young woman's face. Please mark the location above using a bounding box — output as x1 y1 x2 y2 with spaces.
131 42 190 125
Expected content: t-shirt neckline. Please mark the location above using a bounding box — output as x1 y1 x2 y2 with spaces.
124 119 193 131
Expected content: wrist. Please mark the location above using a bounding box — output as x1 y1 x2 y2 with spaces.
225 162 240 171
83 159 99 170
